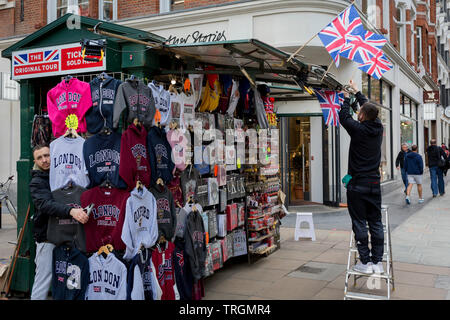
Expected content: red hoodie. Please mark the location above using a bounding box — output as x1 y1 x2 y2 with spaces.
80 186 129 252
119 123 151 190
47 78 93 137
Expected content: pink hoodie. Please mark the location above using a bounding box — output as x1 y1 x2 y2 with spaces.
47 78 93 138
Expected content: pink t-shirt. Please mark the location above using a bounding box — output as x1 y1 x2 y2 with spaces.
47 78 93 138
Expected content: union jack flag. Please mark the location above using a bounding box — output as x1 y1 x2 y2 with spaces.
317 4 365 67
44 49 59 62
339 30 387 64
314 89 344 127
13 54 28 65
358 49 393 80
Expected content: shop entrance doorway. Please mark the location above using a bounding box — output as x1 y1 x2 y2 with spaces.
288 117 311 204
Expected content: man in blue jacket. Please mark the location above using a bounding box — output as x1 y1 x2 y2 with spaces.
404 145 424 204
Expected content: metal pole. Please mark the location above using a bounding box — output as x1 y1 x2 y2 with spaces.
336 125 341 205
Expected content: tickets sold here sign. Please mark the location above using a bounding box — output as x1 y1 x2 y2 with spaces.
12 41 106 80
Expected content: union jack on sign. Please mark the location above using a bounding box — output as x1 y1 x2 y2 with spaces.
358 49 393 80
44 49 59 62
339 30 387 64
13 54 28 65
317 4 365 67
314 89 344 127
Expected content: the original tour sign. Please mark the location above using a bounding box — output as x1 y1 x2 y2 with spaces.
12 41 106 80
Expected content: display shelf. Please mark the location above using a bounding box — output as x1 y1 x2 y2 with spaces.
248 232 274 243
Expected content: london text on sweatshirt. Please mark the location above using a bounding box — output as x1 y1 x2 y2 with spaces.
83 131 127 189
52 244 90 300
121 186 159 260
113 78 156 131
147 126 175 185
86 75 122 134
80 187 129 252
149 184 177 241
49 136 90 192
85 252 127 300
152 242 180 300
149 81 171 126
119 123 151 190
49 185 87 252
47 78 93 138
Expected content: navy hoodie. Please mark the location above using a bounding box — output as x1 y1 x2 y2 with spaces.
339 92 383 180
52 244 90 300
404 152 424 175
173 239 193 300
86 75 122 134
126 248 157 300
83 131 127 189
147 126 175 185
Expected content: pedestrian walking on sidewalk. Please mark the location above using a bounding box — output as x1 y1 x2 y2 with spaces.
404 145 424 204
426 139 447 197
441 144 449 176
396 143 411 194
340 80 384 275
29 145 89 300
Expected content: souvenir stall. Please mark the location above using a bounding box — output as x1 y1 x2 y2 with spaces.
1 15 343 299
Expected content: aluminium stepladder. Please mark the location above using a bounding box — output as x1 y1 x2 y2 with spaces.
344 205 395 300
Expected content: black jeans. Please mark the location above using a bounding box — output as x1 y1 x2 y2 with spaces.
347 180 384 264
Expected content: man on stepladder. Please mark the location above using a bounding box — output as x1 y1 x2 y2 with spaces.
340 80 384 274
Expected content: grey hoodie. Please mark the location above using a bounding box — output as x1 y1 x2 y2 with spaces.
113 79 156 131
184 208 207 281
121 186 159 260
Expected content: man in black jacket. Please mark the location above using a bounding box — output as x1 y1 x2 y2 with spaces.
395 143 410 194
29 145 88 300
340 80 384 275
426 139 447 197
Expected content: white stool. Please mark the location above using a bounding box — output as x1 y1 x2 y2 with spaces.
294 212 316 241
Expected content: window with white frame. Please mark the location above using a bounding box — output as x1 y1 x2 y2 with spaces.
395 5 406 57
429 45 432 73
416 26 423 65
48 0 89 23
1 73 19 101
99 0 117 21
383 0 390 32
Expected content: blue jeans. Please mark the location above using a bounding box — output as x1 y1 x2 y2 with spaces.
401 167 408 191
430 166 445 196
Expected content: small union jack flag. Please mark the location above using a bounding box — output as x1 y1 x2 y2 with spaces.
314 89 344 127
44 49 59 62
358 49 393 80
318 4 365 67
340 30 387 64
13 54 28 65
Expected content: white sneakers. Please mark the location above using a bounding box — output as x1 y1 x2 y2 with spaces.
353 262 373 274
372 262 384 274
353 262 384 274
418 199 424 204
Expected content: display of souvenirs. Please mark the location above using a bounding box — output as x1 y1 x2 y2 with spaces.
37 69 282 301
216 214 227 238
225 203 238 232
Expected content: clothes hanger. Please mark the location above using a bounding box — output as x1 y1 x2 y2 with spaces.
136 180 143 192
63 128 79 139
139 244 149 264
133 118 142 129
64 75 73 83
99 174 114 189
62 180 74 191
97 244 113 259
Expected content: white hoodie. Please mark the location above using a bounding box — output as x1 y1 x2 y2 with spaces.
121 186 158 260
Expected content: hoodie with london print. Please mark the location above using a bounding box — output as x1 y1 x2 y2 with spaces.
47 78 93 138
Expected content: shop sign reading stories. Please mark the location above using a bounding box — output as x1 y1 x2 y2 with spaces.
165 30 227 45
12 41 106 80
